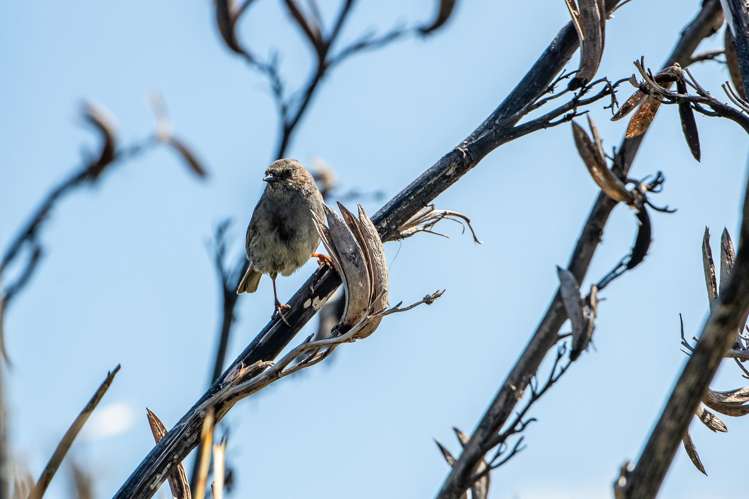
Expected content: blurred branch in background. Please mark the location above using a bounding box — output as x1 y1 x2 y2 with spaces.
435 1 727 497
116 0 661 495
0 100 206 355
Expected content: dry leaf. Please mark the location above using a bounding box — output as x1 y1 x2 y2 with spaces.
571 120 633 204
625 96 661 139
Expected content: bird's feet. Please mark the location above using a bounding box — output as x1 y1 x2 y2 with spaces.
274 302 291 326
312 252 333 267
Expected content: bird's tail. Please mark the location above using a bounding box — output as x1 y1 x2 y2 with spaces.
236 266 262 294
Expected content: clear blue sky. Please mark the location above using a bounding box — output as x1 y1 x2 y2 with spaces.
2 1 748 498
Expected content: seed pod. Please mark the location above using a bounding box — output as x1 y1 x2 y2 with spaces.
702 227 718 304
557 266 593 360
627 208 651 270
625 96 662 139
725 28 747 100
571 120 633 205
567 0 605 90
676 78 701 161
719 228 735 291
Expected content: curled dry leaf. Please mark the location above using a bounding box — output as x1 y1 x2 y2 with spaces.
702 227 718 304
682 431 707 475
571 119 634 205
396 205 481 243
627 208 651 270
611 83 645 121
82 102 117 181
703 387 749 416
566 0 605 89
318 204 370 328
163 136 208 179
676 77 701 161
725 28 747 100
312 203 389 337
419 0 457 35
696 403 728 432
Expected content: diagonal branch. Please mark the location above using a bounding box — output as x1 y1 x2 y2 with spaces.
115 0 642 496
435 1 724 497
615 174 749 498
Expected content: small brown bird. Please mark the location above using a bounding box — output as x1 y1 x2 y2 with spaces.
237 159 327 318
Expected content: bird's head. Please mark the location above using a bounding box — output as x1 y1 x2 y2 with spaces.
262 159 313 190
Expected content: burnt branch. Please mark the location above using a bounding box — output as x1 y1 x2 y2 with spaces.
115 1 726 496
615 175 749 497
435 2 724 497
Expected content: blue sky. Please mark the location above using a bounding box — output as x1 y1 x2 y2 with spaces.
2 1 748 498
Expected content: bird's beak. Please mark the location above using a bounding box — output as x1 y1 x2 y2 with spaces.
263 173 275 183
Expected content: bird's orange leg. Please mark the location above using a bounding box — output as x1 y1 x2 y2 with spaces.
312 252 333 267
271 275 290 325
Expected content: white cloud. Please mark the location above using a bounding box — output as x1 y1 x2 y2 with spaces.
82 402 135 440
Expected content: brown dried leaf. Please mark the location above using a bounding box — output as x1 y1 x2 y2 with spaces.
725 28 747 101
696 403 727 432
611 89 645 121
419 0 457 35
720 228 735 292
625 96 662 139
682 431 707 475
571 121 633 204
452 427 490 499
164 136 208 179
193 408 215 499
702 227 718 304
676 79 701 161
146 409 191 499
82 102 117 181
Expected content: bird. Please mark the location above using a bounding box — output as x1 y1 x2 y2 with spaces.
236 159 328 321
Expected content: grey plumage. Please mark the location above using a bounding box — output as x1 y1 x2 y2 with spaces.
237 159 325 310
